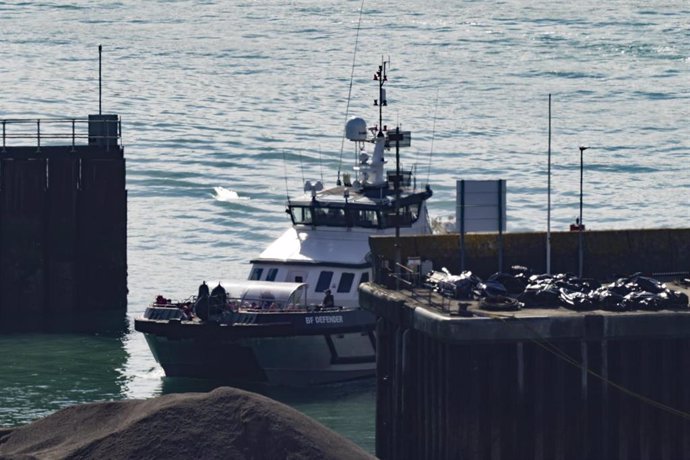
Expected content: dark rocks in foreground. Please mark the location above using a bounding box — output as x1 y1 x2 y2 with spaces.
0 387 374 460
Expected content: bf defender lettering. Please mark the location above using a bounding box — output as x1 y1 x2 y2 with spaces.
305 316 344 325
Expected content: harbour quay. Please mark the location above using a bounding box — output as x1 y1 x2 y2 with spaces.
360 229 690 460
0 115 127 332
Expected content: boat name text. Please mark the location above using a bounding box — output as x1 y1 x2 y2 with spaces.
305 315 344 325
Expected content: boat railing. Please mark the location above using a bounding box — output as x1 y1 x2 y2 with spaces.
149 292 349 321
145 306 186 321
147 297 345 320
1 116 121 152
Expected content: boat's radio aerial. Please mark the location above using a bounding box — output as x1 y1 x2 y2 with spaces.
343 59 411 188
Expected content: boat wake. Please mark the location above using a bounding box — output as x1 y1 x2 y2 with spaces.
213 186 249 202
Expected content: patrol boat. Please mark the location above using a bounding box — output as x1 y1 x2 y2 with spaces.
135 61 433 385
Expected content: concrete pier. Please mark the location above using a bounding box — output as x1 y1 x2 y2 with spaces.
362 230 690 459
361 284 690 460
0 116 127 331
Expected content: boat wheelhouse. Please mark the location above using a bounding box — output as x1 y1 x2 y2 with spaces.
248 180 432 308
248 59 432 310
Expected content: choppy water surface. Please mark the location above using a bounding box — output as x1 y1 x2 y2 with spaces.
0 0 687 452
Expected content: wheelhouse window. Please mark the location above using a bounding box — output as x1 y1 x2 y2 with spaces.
288 203 421 228
313 207 348 227
315 271 334 292
266 268 278 281
249 268 263 280
353 209 379 228
289 206 313 225
290 204 394 229
337 272 355 293
359 272 370 284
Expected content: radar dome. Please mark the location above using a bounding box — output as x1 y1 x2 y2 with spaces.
345 117 368 141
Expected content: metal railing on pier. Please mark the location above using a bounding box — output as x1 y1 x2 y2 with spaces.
1 117 121 152
376 256 457 313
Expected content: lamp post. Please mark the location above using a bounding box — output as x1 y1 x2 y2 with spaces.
578 146 589 278
546 94 552 274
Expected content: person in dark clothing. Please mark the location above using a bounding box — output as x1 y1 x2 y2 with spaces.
194 295 209 321
322 289 334 308
211 283 227 304
198 281 210 298
208 283 227 318
193 281 212 321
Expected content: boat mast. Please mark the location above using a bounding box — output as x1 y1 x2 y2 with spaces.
367 59 389 187
373 59 387 135
374 60 403 287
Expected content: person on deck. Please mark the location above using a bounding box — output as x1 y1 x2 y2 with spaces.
322 289 335 309
198 281 210 298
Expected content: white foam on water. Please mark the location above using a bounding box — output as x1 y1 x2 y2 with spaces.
212 186 249 202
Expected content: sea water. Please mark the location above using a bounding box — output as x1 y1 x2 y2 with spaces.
0 0 688 452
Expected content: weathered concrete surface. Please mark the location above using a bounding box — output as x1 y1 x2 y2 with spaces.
360 281 690 343
370 228 690 279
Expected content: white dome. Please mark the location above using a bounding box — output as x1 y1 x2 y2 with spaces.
345 117 368 141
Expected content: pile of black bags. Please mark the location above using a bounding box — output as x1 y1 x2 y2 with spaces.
424 266 689 312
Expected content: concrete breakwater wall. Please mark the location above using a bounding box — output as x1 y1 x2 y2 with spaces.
363 229 690 459
0 116 127 331
360 283 690 460
370 228 690 280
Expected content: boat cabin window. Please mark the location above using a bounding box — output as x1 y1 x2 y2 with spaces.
337 272 355 293
315 271 333 292
249 268 263 280
359 272 370 284
290 205 389 229
313 207 347 226
290 206 313 225
291 205 350 227
353 209 379 228
266 268 278 281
